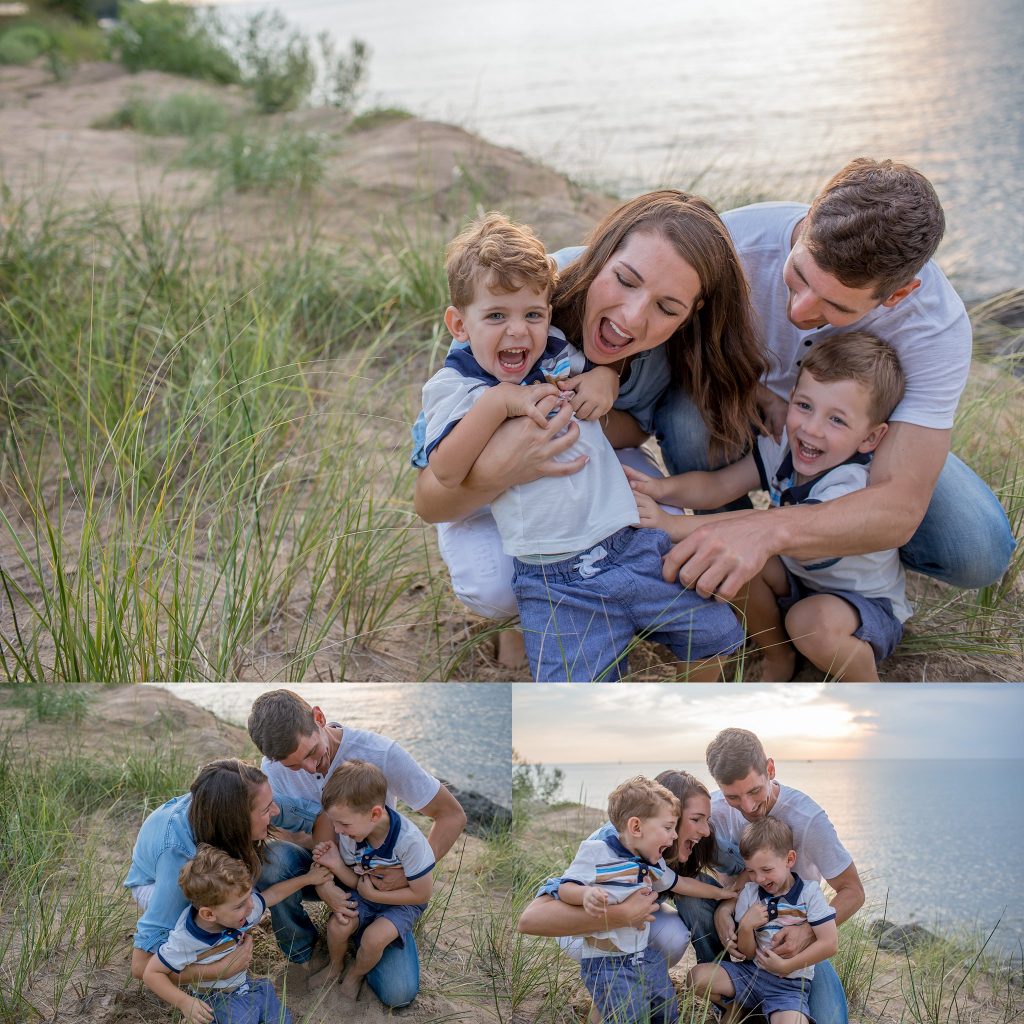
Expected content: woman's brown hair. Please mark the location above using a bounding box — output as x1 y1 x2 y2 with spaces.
188 759 270 880
655 769 716 877
551 190 767 461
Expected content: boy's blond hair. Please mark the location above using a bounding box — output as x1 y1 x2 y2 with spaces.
322 759 387 814
179 844 252 908
445 212 556 309
739 817 795 861
799 331 906 425
607 776 681 832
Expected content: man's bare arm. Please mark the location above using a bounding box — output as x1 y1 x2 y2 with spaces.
663 422 949 599
417 785 467 861
414 402 583 524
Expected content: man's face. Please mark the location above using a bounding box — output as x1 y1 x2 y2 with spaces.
277 716 331 775
719 763 775 821
782 240 884 330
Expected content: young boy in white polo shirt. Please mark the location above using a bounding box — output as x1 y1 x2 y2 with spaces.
627 331 910 681
143 845 330 1024
309 760 435 1002
688 817 838 1024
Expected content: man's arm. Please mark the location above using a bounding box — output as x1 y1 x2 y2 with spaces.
416 785 467 861
414 401 583 523
769 863 865 957
663 422 949 599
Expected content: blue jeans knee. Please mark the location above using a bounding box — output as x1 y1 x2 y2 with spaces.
365 930 421 1008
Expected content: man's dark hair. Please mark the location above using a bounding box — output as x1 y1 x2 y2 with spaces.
247 689 318 761
705 728 768 785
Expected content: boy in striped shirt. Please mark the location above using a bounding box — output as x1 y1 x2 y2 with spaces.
310 760 434 1001
688 817 838 1023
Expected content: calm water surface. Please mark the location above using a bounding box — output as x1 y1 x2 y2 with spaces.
211 0 1022 300
152 683 512 807
545 759 1024 951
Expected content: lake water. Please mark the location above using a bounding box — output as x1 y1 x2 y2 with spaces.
152 683 512 807
543 759 1024 952
209 0 1023 301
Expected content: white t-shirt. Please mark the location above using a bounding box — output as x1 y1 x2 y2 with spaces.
722 202 972 430
421 329 638 557
156 891 266 991
711 782 853 885
261 725 441 813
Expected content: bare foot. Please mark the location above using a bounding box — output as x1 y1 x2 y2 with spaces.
338 972 363 1000
758 643 797 682
496 628 526 668
308 964 342 990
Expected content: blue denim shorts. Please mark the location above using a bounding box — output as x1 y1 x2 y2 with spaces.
512 527 744 681
580 946 679 1024
778 570 904 663
721 959 814 1023
354 892 425 947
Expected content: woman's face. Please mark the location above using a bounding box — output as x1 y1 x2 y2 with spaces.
582 230 702 365
676 794 712 862
248 781 279 842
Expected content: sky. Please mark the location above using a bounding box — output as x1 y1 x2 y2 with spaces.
512 684 1024 763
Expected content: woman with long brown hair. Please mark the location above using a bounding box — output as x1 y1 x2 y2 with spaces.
413 191 767 665
125 758 320 983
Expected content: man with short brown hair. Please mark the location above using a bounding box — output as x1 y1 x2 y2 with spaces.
656 157 1015 606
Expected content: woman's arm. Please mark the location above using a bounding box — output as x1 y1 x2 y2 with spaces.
670 875 743 902
414 402 584 523
602 409 649 449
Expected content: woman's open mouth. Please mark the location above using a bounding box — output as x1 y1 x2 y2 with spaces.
593 317 634 355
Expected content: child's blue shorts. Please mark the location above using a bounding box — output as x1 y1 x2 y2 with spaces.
580 946 679 1024
354 891 425 946
721 958 814 1023
205 976 292 1024
511 526 745 682
778 569 904 663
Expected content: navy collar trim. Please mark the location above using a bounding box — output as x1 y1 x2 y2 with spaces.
443 328 568 387
758 874 804 904
356 805 401 861
777 449 872 506
184 906 241 946
604 831 655 868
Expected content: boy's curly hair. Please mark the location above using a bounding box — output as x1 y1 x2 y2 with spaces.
445 211 556 309
607 776 680 831
179 844 252 908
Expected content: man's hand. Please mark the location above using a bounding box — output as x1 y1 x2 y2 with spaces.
662 512 773 600
312 841 343 875
770 920 814 958
757 385 788 442
755 946 794 977
367 863 409 892
175 994 214 1024
582 886 610 918
498 381 562 425
559 366 619 420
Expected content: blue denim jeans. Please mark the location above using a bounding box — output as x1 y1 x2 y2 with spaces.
580 947 679 1024
258 841 420 1008
674 842 848 1024
206 977 292 1024
653 387 1016 589
512 526 744 681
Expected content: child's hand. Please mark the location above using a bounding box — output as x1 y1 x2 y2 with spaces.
582 886 610 918
305 863 333 886
313 841 343 874
497 381 561 425
176 994 215 1024
622 464 671 504
754 946 793 977
633 490 670 532
558 366 619 420
218 932 254 976
357 873 380 898
740 902 769 930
